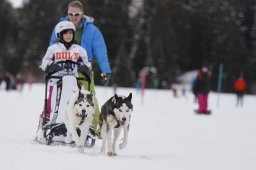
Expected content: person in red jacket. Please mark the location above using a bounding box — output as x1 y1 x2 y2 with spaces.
234 73 247 107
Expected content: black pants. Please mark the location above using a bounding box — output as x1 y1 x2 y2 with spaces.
236 92 244 107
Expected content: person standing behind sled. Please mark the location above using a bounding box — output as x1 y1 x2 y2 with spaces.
48 0 112 136
194 65 211 114
234 73 247 107
37 21 91 139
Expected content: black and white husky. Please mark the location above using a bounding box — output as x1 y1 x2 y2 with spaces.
64 90 96 153
99 93 133 156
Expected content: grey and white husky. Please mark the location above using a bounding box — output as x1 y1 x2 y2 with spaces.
99 93 133 156
64 90 96 153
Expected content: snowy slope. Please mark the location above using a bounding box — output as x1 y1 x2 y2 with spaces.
0 84 255 170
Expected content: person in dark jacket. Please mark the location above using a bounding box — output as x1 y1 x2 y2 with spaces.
194 66 211 114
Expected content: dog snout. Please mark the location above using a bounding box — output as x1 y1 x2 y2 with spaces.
82 109 86 114
122 117 126 122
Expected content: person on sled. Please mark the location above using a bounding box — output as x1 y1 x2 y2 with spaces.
36 20 91 142
48 0 112 137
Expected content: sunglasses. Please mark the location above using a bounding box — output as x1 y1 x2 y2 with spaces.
68 12 82 17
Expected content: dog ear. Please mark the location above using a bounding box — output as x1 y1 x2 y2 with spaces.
78 90 84 99
87 91 94 101
90 91 93 97
127 93 132 101
114 93 119 101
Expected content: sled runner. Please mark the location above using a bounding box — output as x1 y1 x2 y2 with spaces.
43 122 96 147
39 60 96 148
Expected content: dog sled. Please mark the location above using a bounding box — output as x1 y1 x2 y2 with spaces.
36 60 96 148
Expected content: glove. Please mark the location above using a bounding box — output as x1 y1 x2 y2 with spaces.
45 63 62 74
78 64 91 82
100 73 111 86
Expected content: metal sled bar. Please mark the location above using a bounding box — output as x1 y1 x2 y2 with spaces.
48 76 89 81
43 70 90 125
49 76 90 90
43 71 59 126
43 76 48 126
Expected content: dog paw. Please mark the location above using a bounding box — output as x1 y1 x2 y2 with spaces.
107 152 117 156
119 142 127 149
100 148 105 154
77 145 84 153
75 140 83 146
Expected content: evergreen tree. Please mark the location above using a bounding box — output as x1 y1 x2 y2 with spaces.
1 0 255 92
0 0 18 74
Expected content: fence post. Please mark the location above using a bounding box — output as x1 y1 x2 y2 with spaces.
217 63 224 107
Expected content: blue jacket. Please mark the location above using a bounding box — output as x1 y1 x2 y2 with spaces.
50 16 111 74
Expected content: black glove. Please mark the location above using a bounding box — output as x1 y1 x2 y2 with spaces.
100 73 111 86
45 63 62 74
78 64 91 83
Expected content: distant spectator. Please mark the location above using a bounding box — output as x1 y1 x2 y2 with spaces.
234 73 247 107
181 87 186 97
171 87 177 97
194 65 211 114
191 76 198 102
27 73 33 90
15 73 24 92
4 72 11 91
0 74 2 89
10 73 16 90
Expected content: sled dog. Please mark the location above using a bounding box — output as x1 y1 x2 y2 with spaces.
65 90 96 153
100 93 133 156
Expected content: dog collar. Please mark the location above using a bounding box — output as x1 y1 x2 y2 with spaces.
107 116 121 128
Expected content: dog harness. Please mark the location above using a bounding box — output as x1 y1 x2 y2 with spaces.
108 111 121 128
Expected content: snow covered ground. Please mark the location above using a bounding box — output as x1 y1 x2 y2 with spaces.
0 83 255 170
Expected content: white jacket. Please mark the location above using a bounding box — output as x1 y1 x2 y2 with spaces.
41 43 91 76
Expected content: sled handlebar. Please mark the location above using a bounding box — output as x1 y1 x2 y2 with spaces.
55 60 81 66
45 60 91 83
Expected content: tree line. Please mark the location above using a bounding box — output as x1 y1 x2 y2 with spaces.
0 0 256 93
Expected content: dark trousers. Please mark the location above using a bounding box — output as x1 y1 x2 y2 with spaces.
236 92 244 107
